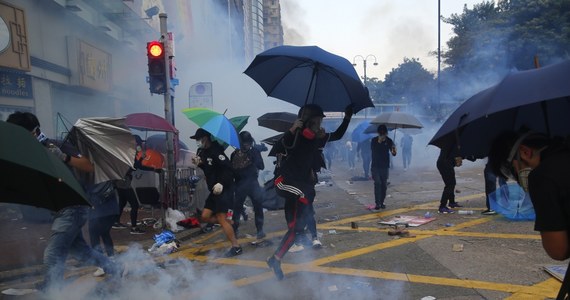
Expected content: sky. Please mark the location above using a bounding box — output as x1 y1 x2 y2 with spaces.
281 0 488 81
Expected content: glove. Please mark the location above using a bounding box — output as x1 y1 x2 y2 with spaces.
47 145 69 163
212 183 223 195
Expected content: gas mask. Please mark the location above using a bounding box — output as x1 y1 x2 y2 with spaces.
301 118 322 140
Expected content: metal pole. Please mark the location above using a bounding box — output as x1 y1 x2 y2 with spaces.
363 59 367 119
437 0 441 117
160 13 177 210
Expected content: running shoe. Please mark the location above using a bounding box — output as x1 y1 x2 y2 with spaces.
481 209 497 215
130 227 146 235
256 231 266 239
449 202 463 208
312 238 322 249
267 256 284 280
438 207 454 214
289 243 304 253
224 246 243 257
112 223 127 229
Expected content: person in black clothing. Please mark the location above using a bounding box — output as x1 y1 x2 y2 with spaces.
488 131 570 299
482 160 506 215
436 146 463 214
266 104 353 280
370 124 396 210
191 128 241 257
231 131 266 239
357 138 372 178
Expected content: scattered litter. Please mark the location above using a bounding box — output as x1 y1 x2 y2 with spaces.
20 227 27 230
1 288 37 296
250 240 273 247
346 181 353 185
354 281 370 287
452 244 464 252
328 285 338 292
421 296 436 300
544 264 567 281
365 204 376 210
348 192 357 195
379 215 436 227
165 208 186 232
148 230 179 255
444 223 454 227
387 194 392 198
328 230 337 234
330 243 335 248
455 189 461 193
351 222 358 229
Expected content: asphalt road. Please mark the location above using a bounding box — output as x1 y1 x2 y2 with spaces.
0 158 564 300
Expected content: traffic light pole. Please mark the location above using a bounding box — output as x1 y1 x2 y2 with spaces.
159 13 177 210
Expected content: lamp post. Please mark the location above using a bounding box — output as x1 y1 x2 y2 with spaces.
353 54 378 118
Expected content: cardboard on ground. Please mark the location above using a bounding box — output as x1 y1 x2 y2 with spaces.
378 215 436 227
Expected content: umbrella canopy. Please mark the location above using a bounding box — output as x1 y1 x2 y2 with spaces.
181 108 240 149
429 60 570 159
214 115 250 149
257 112 297 132
351 120 376 143
125 112 177 132
67 117 137 184
370 111 423 129
0 121 89 211
244 45 374 113
489 183 535 220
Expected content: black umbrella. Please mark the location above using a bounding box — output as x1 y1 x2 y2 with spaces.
257 112 297 132
0 121 89 211
244 45 374 113
429 60 570 159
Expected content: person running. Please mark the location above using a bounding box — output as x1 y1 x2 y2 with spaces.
266 104 353 280
231 131 266 240
190 128 241 257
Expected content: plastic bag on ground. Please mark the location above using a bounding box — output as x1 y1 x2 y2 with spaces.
165 208 186 232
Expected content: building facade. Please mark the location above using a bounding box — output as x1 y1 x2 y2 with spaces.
262 0 283 50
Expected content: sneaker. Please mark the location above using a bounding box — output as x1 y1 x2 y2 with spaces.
130 227 146 235
266 256 284 280
112 223 127 229
438 207 454 214
312 238 322 249
481 209 497 215
449 202 463 208
374 204 386 210
224 246 243 257
289 243 305 253
256 231 266 239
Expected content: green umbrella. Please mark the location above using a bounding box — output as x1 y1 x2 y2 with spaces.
0 121 89 211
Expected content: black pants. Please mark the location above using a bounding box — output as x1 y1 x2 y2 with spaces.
437 161 456 208
273 176 311 259
88 215 116 256
232 177 265 234
117 188 139 227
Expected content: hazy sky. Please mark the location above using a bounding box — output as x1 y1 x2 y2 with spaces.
281 0 486 80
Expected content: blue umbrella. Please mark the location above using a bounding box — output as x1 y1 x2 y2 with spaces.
244 45 374 113
429 60 570 159
181 108 240 149
351 120 375 142
489 183 535 220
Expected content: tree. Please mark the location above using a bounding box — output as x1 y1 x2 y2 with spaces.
379 58 435 109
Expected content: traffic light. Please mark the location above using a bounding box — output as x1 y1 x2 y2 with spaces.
147 41 166 94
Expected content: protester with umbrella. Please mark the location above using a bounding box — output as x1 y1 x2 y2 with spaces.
487 130 570 299
190 128 241 257
370 124 397 210
6 112 120 290
266 104 353 280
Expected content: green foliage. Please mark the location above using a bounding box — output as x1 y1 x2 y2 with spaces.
376 58 435 108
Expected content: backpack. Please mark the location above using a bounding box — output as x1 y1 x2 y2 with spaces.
232 149 252 170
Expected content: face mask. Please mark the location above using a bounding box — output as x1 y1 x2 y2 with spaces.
196 141 203 149
517 167 532 192
302 128 316 140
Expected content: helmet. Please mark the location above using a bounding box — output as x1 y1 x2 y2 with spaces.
298 104 325 123
239 131 254 144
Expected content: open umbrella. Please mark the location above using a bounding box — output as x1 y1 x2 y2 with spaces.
0 121 89 211
181 108 240 149
262 133 284 146
351 120 376 143
429 60 570 159
489 183 535 220
244 45 374 113
67 117 137 184
370 111 423 129
257 112 297 132
214 115 249 149
125 112 177 133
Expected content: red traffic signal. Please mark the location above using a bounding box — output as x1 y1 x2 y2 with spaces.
147 41 164 58
147 41 166 94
